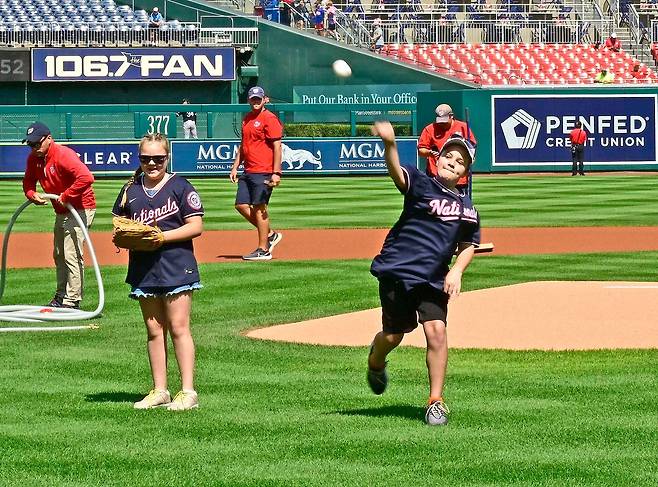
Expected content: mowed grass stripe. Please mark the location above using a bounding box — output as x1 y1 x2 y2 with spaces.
2 174 658 232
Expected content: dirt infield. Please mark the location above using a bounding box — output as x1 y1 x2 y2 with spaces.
4 227 657 350
4 226 658 268
246 281 658 351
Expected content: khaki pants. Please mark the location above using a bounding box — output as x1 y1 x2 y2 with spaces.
53 209 95 307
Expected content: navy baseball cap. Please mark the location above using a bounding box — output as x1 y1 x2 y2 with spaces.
440 134 476 166
22 122 51 144
248 86 266 99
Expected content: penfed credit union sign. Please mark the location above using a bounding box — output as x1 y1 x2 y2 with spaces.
492 94 658 167
31 47 235 82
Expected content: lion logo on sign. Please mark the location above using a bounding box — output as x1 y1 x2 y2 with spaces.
281 144 322 170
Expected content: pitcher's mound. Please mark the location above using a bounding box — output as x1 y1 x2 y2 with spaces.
246 281 658 351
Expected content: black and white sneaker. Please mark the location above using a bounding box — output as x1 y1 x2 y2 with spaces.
47 299 79 309
242 248 272 261
267 231 283 252
425 400 450 426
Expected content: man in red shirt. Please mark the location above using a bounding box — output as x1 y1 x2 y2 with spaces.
604 32 621 52
569 120 588 176
22 122 96 308
229 86 284 261
417 103 476 190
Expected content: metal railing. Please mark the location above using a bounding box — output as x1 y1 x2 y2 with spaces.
0 22 259 48
204 0 247 12
374 17 610 43
650 18 658 41
627 2 641 32
199 27 259 45
340 0 594 16
335 9 374 46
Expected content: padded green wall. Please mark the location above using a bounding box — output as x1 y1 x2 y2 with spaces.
26 81 231 105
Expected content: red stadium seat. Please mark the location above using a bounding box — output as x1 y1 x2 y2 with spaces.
379 42 656 86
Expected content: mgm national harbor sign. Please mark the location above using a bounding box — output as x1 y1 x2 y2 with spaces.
492 94 658 168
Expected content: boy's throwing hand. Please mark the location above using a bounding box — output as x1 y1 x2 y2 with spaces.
371 121 396 144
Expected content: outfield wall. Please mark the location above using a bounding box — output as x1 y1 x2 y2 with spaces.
418 87 658 172
0 137 419 178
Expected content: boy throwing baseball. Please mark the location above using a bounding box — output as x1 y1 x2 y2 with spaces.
367 121 480 426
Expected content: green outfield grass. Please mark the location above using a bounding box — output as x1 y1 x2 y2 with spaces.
2 173 657 485
2 173 658 232
1 253 657 486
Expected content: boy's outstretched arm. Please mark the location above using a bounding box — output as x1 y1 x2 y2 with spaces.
372 121 407 191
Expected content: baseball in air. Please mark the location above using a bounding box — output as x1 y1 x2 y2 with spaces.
332 59 352 78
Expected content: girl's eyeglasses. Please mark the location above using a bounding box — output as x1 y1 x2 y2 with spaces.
138 155 168 164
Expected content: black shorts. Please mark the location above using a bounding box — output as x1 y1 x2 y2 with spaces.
378 278 449 334
235 172 273 206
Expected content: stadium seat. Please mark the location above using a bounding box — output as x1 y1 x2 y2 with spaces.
379 42 657 86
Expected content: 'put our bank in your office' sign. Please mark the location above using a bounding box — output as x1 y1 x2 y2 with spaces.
31 47 235 81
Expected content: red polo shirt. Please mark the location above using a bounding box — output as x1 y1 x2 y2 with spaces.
569 127 588 145
418 119 476 183
23 141 96 214
240 108 283 173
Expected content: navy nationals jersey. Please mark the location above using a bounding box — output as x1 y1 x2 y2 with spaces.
112 173 204 288
371 165 480 290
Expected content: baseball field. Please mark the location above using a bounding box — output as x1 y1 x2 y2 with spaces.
1 174 657 486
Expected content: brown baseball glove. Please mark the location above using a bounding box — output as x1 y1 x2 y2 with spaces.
112 216 165 251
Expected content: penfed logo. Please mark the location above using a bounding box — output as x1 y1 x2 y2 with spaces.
500 110 650 150
501 109 541 149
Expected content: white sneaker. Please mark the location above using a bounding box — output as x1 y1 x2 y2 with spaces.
133 389 171 409
425 400 450 426
167 390 199 411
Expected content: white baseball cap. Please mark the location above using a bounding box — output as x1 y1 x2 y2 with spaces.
439 134 476 166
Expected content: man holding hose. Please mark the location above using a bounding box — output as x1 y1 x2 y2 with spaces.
21 122 96 309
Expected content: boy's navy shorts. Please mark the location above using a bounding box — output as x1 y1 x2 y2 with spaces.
378 278 449 334
235 172 273 206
